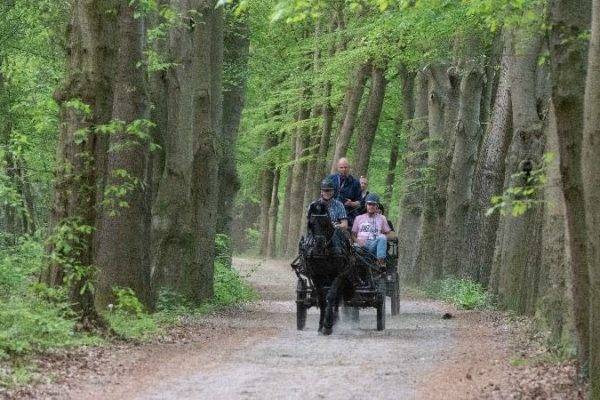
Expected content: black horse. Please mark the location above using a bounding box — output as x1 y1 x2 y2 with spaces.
301 202 356 335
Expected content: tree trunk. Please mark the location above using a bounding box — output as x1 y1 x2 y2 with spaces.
443 67 484 276
191 0 222 302
582 0 600 394
549 0 591 372
280 161 294 256
150 0 201 300
316 74 335 185
286 108 311 255
353 65 387 178
267 169 280 258
258 135 277 256
396 70 426 284
463 34 513 284
495 29 545 314
538 102 571 351
383 122 401 210
94 1 150 311
43 0 117 320
217 8 249 237
329 63 370 172
415 65 458 281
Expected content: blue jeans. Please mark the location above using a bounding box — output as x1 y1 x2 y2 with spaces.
364 236 387 259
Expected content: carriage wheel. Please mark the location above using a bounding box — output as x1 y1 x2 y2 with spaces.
376 297 386 331
296 279 307 330
390 276 400 316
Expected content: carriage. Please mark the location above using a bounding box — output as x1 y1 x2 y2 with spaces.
291 227 400 332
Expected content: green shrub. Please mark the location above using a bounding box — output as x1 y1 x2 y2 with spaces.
212 260 257 307
0 238 44 298
424 277 492 310
0 296 86 358
105 287 158 340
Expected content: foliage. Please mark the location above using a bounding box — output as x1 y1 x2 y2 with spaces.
487 153 554 217
45 218 95 295
212 259 257 307
0 239 98 362
424 277 492 310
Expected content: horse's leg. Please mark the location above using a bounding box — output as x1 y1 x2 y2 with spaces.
316 284 326 333
323 275 344 335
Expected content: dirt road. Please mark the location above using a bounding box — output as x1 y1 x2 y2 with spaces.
66 258 508 400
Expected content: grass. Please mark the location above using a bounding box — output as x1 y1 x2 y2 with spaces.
423 277 493 310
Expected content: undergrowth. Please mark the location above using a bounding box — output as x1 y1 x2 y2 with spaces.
0 233 256 389
424 277 492 310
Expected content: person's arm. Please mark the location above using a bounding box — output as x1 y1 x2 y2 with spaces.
380 216 396 239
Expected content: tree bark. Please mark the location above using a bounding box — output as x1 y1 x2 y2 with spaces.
286 107 311 255
150 0 200 300
463 34 513 284
280 161 294 256
549 0 591 371
217 7 249 236
353 65 387 178
538 102 571 351
266 169 280 258
443 67 484 276
94 1 150 311
258 134 277 256
396 70 426 284
43 0 117 320
582 0 600 394
415 64 458 281
191 0 222 302
495 29 545 314
329 62 370 172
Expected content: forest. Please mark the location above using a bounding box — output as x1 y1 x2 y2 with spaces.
1 0 600 398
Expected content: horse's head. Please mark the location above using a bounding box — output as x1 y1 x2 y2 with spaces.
306 202 335 256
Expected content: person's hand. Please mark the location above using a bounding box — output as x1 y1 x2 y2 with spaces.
344 199 352 206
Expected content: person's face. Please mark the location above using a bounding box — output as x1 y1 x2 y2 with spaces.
337 161 350 176
360 179 368 191
366 202 378 214
321 188 334 201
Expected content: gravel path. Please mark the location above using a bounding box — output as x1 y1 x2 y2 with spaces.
121 258 459 400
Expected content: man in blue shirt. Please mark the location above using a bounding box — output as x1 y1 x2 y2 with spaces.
328 158 362 226
307 178 348 229
306 178 349 255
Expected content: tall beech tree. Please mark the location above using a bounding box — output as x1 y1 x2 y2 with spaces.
582 0 600 393
397 70 427 284
353 64 387 178
44 0 117 319
493 29 546 314
463 34 513 284
442 66 484 276
218 9 250 237
150 0 224 303
329 63 370 171
95 1 150 311
549 0 591 370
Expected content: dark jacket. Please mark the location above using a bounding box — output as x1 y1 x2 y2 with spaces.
327 173 361 223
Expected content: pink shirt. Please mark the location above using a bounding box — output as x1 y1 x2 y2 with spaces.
352 213 391 243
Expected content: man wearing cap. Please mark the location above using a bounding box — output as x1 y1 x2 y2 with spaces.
327 158 362 226
351 193 395 266
306 178 350 255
